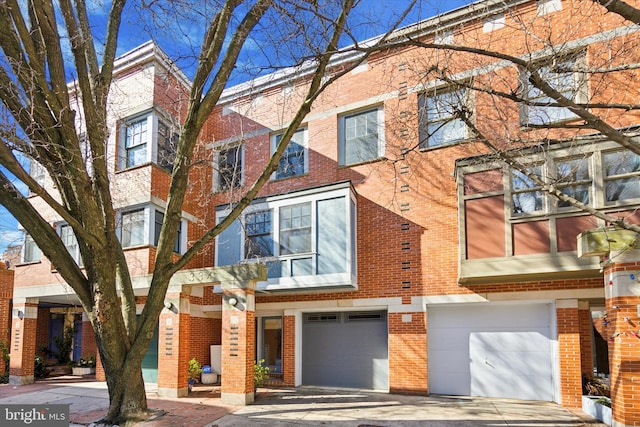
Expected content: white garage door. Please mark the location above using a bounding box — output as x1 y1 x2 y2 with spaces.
428 303 555 401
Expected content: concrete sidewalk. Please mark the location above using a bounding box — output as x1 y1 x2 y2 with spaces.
0 377 606 426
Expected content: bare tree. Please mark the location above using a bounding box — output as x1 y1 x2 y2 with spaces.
0 0 413 423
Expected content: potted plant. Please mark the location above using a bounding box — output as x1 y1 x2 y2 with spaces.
254 359 270 391
187 358 202 392
71 354 96 376
582 376 611 425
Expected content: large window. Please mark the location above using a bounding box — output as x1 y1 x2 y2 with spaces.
121 209 146 247
604 150 640 204
22 233 41 263
119 113 178 171
124 118 148 168
154 210 182 253
339 108 384 166
245 210 273 258
216 182 357 289
523 54 586 125
419 87 468 148
216 145 243 191
272 128 307 179
59 224 82 266
511 164 544 214
555 157 591 208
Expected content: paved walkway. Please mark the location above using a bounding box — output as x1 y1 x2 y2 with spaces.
0 377 606 426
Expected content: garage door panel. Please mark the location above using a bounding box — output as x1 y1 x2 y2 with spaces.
302 311 388 390
429 304 554 402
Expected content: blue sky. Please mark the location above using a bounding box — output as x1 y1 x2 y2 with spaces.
0 0 474 255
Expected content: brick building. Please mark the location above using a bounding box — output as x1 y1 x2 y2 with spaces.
7 0 640 425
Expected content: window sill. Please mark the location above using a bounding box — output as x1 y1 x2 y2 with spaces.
15 260 43 267
338 157 384 168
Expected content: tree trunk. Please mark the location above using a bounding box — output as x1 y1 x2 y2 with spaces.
103 360 148 424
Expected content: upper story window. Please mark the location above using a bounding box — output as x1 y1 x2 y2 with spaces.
22 233 41 263
537 0 562 15
555 157 591 208
338 107 384 166
215 145 243 191
118 113 178 171
216 182 357 291
522 54 586 126
419 87 469 149
511 164 544 214
271 128 308 180
603 150 640 204
118 206 185 254
59 224 83 266
29 160 46 189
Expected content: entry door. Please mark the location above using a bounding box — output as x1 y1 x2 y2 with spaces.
141 321 159 383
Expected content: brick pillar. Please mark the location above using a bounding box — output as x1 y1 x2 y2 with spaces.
578 301 594 378
80 313 97 362
0 268 14 376
205 265 264 406
9 298 38 385
556 299 582 408
95 351 106 381
604 259 640 427
388 310 428 394
282 312 295 386
157 291 191 398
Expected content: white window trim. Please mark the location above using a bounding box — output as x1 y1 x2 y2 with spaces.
116 205 186 254
213 144 244 192
57 223 83 267
21 232 41 264
215 182 357 291
520 53 587 126
338 106 385 166
537 0 562 16
270 127 309 180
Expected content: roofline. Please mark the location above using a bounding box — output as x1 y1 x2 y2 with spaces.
219 0 533 104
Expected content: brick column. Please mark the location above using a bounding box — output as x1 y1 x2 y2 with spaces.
157 291 191 398
388 310 428 394
0 268 14 376
9 298 38 385
216 264 267 406
604 259 640 427
556 299 582 408
578 301 594 378
282 312 296 386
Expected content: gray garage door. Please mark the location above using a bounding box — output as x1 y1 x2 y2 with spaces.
302 311 388 390
428 303 555 401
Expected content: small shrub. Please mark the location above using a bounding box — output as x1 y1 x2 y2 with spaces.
34 356 48 379
187 358 202 381
254 359 270 388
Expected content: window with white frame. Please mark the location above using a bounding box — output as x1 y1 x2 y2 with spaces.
216 145 243 191
59 224 82 266
216 183 356 285
22 233 41 263
339 108 384 166
272 128 308 179
523 54 586 125
29 160 46 188
121 209 146 247
419 87 469 148
537 0 562 15
119 113 178 171
603 150 640 204
124 117 148 168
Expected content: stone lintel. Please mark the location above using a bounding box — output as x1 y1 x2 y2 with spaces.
578 227 639 258
168 265 267 289
221 391 255 406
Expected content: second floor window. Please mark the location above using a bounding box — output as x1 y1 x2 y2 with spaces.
511 164 544 214
216 145 243 191
60 224 83 266
603 150 640 204
245 210 273 258
555 157 591 208
339 108 384 166
419 87 468 148
22 233 41 263
121 209 146 247
119 113 178 171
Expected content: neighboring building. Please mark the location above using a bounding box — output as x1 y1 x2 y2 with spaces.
8 0 640 425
